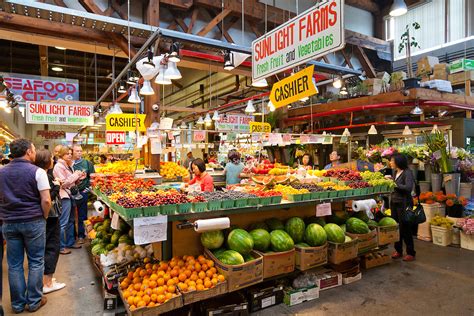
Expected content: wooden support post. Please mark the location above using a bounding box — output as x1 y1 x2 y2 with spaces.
196 8 232 37
187 8 199 34
354 46 377 78
145 82 161 171
467 110 472 119
39 46 48 77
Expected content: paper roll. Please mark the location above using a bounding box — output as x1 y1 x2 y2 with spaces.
352 199 376 220
93 201 105 216
194 217 230 232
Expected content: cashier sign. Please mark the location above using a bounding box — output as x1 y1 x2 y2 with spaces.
270 66 318 108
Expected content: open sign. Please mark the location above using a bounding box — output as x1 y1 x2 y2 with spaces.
106 131 126 145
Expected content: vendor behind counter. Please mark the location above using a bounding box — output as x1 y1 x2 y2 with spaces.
187 158 214 192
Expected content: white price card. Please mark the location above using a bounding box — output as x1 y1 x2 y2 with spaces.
151 138 162 155
111 211 120 230
134 215 168 245
316 203 332 217
433 150 442 160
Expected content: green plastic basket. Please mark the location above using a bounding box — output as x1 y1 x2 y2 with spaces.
328 191 339 198
286 194 302 202
160 204 177 215
352 188 362 196
319 191 330 199
271 196 282 204
207 200 222 211
374 185 383 193
120 207 143 220
192 202 207 213
177 203 192 214
221 200 235 209
367 187 375 194
143 206 161 217
248 197 259 206
259 196 273 205
235 198 249 208
302 193 312 201
310 191 322 200
360 187 369 195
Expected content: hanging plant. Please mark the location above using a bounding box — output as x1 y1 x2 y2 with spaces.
398 22 421 78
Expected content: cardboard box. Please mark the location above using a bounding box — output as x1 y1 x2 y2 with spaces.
346 228 378 255
313 268 343 291
342 272 362 285
361 252 392 269
417 56 439 75
205 249 263 292
295 243 328 271
364 78 383 95
449 59 474 74
246 282 284 312
327 239 358 264
448 70 474 85
283 285 319 307
119 287 183 316
329 258 360 278
182 281 227 305
256 249 295 279
433 63 448 80
199 292 249 316
376 225 400 246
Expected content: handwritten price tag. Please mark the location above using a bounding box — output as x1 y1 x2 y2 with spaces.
133 215 168 245
316 203 332 217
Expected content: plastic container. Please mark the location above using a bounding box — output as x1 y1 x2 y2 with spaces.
221 200 235 209
193 202 207 213
460 231 474 251
328 191 338 198
302 193 312 201
311 191 322 200
207 200 222 211
259 196 273 206
431 226 452 246
235 198 248 208
143 206 160 217
177 203 192 214
286 194 302 202
271 195 283 204
248 197 259 206
160 204 177 215
117 206 143 220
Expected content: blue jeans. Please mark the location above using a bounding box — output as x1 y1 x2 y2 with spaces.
76 192 89 239
59 198 75 251
3 218 46 312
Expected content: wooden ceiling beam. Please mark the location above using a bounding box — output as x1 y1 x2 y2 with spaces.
39 46 49 76
53 0 67 7
187 8 199 33
111 1 128 20
146 0 160 26
354 46 377 78
208 9 234 43
345 0 380 13
197 8 232 37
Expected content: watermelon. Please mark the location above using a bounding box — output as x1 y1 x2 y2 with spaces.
119 221 129 233
227 229 254 255
93 222 102 230
305 216 326 227
243 253 254 262
265 218 285 231
285 217 306 243
248 222 269 231
346 217 370 234
367 219 378 227
218 250 244 265
91 244 104 256
106 244 115 251
339 224 346 234
378 217 397 226
324 223 345 243
212 248 226 257
304 224 327 246
269 230 294 252
295 242 310 248
249 229 271 252
345 236 352 243
118 235 129 244
91 238 101 246
201 230 225 250
353 211 370 223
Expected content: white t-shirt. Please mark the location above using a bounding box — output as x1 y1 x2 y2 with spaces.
36 168 51 191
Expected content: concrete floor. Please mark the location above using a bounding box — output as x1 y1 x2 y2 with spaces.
2 240 474 315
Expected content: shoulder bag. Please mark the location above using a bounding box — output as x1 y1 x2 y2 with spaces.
402 201 426 224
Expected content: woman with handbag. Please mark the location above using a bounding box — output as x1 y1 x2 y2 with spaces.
53 146 85 255
387 154 416 261
35 149 66 293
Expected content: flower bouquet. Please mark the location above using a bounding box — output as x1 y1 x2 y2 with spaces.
445 194 468 217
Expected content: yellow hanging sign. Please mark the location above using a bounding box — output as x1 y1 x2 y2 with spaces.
269 65 318 109
106 114 147 132
249 121 271 133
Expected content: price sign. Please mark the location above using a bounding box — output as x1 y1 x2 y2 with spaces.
133 215 168 245
323 136 333 144
167 132 174 140
282 134 292 144
106 131 126 145
300 135 310 144
316 203 332 217
252 134 262 142
268 133 282 145
151 138 162 155
193 130 206 142
111 211 120 230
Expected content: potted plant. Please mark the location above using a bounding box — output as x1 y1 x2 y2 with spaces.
424 130 452 192
398 22 421 89
445 194 468 217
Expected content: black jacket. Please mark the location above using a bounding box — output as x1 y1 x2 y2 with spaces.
47 169 60 201
391 169 414 204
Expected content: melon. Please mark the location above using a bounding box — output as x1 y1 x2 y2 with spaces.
249 229 271 252
270 230 294 252
304 224 327 247
352 211 370 223
345 236 352 243
339 224 346 234
212 248 226 257
251 175 267 184
378 217 397 226
265 218 285 231
327 210 349 225
295 242 311 248
201 230 225 250
285 217 306 243
218 250 245 265
367 219 378 227
346 217 370 234
305 216 326 227
324 223 345 243
274 175 290 184
227 229 254 255
248 222 269 231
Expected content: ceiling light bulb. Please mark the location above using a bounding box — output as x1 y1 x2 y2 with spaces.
164 61 182 80
204 113 212 124
212 111 219 121
155 65 172 85
128 87 141 103
333 77 342 89
438 109 448 117
299 96 309 102
55 46 66 50
252 78 268 87
196 116 204 125
342 128 351 137
339 86 348 95
410 105 423 115
118 80 127 94
402 125 412 135
368 125 378 135
390 0 408 17
51 66 63 72
140 80 155 95
180 121 187 129
245 100 255 113
431 124 439 134
223 50 235 71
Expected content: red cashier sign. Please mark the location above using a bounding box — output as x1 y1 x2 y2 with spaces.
106 131 126 145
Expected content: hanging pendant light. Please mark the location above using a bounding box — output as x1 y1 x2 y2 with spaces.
402 125 412 135
333 76 342 89
252 78 268 87
140 80 155 95
113 103 123 114
128 87 141 103
117 80 127 93
180 121 187 129
410 105 423 115
168 42 181 63
342 128 351 137
142 48 155 70
165 61 182 80
339 86 348 95
204 113 212 124
196 116 204 125
390 0 408 17
368 125 378 135
431 124 439 134
212 111 219 121
299 96 309 102
223 50 235 71
155 64 172 85
244 100 256 113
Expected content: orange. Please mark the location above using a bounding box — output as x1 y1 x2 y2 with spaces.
129 305 136 311
167 285 176 293
151 288 159 295
123 290 131 300
150 294 158 302
211 278 218 286
150 274 158 281
160 262 168 271
184 269 192 277
137 300 146 308
120 280 129 290
145 263 152 270
188 285 196 292
131 290 138 296
156 286 165 295
196 279 203 285
145 288 153 296
198 271 206 279
217 274 225 282
187 280 196 288
146 269 153 276
133 296 141 306
157 271 165 277
157 278 165 286
201 264 208 271
133 277 141 284
204 280 212 288
144 257 151 264
204 277 210 283
157 294 166 304
169 269 178 278
152 263 159 271
149 280 157 289
127 272 134 280
148 302 156 307
190 273 198 281
169 261 177 268
178 283 188 292
166 279 175 286
165 292 173 300
140 284 148 292
194 263 202 272
163 273 171 282
196 284 205 291
178 273 187 282
206 270 214 278
207 260 215 267
133 283 141 291
188 259 196 266
139 270 147 277
127 296 135 306
137 291 144 298
172 277 179 284
142 295 151 304
198 255 206 264
210 267 217 274
177 260 185 267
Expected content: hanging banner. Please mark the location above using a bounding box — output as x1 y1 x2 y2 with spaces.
215 114 254 132
269 66 318 108
26 101 93 126
252 0 344 81
106 114 147 132
106 131 126 145
1 72 79 103
249 121 271 133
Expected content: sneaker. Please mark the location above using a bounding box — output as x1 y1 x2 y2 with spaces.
391 251 402 259
43 281 66 294
403 255 416 262
28 296 47 312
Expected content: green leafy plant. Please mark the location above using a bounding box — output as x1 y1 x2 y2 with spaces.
398 22 421 78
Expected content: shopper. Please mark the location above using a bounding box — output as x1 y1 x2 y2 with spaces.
388 153 416 261
324 151 341 170
187 158 214 192
53 144 62 165
223 150 244 185
34 149 66 294
73 145 95 244
0 138 50 313
300 153 313 170
53 146 85 255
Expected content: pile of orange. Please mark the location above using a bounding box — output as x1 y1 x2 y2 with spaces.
120 255 225 311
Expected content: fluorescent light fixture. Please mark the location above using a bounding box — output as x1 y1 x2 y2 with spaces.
252 78 268 87
342 128 351 137
402 125 412 135
333 77 342 89
244 100 255 113
128 87 141 103
140 80 155 95
368 125 378 135
431 124 439 134
51 66 63 72
55 46 66 50
390 0 408 17
410 105 423 115
165 61 182 80
196 116 204 125
212 111 219 121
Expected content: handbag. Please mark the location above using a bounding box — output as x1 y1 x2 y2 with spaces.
49 196 62 217
402 202 426 224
